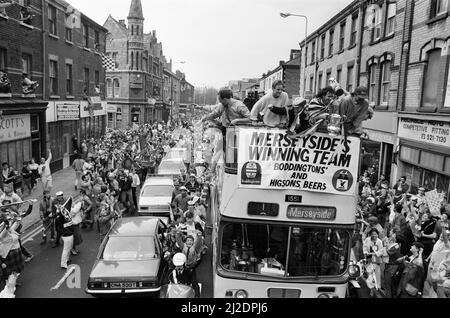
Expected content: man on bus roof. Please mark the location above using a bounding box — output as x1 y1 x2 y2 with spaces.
200 89 251 132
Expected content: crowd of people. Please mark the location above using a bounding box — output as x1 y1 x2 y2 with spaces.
0 121 180 287
354 166 450 298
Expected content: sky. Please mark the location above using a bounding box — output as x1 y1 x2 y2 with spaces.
71 0 353 88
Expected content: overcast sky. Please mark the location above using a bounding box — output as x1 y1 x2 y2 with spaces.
71 0 353 88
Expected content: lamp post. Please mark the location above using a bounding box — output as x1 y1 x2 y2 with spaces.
280 12 308 96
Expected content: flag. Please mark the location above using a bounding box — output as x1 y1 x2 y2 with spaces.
101 53 115 71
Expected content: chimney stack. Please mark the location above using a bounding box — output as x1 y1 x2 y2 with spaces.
119 19 126 26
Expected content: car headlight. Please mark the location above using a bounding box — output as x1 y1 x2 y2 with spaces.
318 293 330 298
235 290 248 298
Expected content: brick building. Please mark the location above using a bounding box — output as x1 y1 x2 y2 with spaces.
42 0 108 172
104 0 167 128
296 0 450 198
258 49 301 98
395 0 450 196
0 0 47 172
300 1 360 99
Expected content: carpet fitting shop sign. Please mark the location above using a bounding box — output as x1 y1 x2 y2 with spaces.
238 128 361 196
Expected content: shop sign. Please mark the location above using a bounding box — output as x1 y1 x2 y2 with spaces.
106 105 117 113
0 114 31 143
80 100 106 118
398 118 450 148
56 103 80 120
366 130 395 144
237 128 361 196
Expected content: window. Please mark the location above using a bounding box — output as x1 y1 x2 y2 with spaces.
136 52 139 70
22 54 31 75
422 49 442 108
116 107 122 122
350 15 358 46
136 25 140 36
347 65 354 93
83 24 89 48
112 52 119 68
326 71 332 84
48 5 57 36
113 79 120 98
369 64 377 104
339 22 346 51
371 6 382 42
95 30 100 50
311 41 316 63
0 48 6 70
381 61 391 104
305 46 308 65
49 60 58 95
336 68 342 84
309 76 314 91
83 68 89 95
329 29 334 56
106 79 112 97
131 25 134 36
320 34 326 59
386 3 396 35
143 57 148 73
303 78 307 94
66 64 73 95
318 73 323 90
65 28 73 42
430 0 449 18
131 52 134 69
95 70 100 89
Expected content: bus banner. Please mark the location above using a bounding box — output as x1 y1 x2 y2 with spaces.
237 128 360 196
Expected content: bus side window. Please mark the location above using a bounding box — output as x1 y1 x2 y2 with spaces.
225 128 238 172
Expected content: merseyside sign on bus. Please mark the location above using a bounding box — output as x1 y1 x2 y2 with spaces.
237 128 360 196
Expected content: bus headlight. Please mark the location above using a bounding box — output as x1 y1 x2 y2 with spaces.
235 290 248 298
348 264 360 278
317 293 330 298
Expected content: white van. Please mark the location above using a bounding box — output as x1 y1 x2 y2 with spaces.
138 177 175 224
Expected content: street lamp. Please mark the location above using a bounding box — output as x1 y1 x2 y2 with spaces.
280 12 308 96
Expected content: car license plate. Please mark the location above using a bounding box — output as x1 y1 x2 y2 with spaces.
110 282 137 289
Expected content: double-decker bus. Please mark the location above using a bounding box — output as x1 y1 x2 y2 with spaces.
210 125 361 298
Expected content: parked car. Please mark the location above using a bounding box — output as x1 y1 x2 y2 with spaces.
86 217 169 297
138 177 174 224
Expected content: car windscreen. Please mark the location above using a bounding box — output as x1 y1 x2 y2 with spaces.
142 185 173 197
102 236 158 260
159 162 184 172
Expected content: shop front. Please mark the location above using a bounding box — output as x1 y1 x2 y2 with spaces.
362 112 397 182
397 116 450 201
0 101 47 173
106 104 117 129
46 101 80 171
80 99 107 141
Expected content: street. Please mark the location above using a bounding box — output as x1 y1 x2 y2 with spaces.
15 218 213 298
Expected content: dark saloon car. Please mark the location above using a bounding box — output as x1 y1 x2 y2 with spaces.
86 217 169 296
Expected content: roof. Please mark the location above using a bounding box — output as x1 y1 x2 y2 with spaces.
143 177 174 187
128 0 144 20
109 217 159 236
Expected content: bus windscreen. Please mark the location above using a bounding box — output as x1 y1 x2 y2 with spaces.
220 222 350 278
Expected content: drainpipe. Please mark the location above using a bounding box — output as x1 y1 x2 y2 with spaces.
41 0 47 157
356 0 365 87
